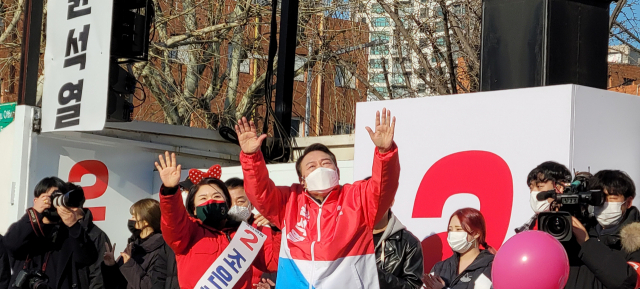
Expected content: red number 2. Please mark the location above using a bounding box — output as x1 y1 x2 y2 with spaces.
68 160 109 221
240 229 259 251
412 151 514 272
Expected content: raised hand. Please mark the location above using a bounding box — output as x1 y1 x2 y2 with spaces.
235 117 267 155
365 108 396 153
104 242 117 266
155 152 182 188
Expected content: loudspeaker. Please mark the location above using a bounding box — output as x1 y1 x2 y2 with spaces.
111 0 153 60
107 63 134 122
480 0 611 91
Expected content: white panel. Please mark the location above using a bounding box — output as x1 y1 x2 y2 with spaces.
32 136 155 249
572 86 640 207
353 85 575 268
0 117 15 234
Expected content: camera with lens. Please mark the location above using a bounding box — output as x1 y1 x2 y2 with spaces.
538 172 605 241
13 270 49 289
42 188 85 222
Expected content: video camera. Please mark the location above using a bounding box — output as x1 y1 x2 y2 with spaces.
42 187 85 222
537 172 604 241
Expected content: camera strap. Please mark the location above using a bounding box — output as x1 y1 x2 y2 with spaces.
26 208 45 238
23 252 51 272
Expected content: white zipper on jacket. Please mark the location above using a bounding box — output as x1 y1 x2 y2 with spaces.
305 190 335 289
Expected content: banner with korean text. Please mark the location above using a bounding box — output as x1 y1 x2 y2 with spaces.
195 222 267 289
42 0 114 132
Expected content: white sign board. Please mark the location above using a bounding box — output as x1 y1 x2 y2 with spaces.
353 85 640 271
42 0 114 132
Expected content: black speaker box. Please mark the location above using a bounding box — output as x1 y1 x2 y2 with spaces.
480 0 611 91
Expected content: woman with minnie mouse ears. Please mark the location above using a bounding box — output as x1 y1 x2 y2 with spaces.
155 152 279 289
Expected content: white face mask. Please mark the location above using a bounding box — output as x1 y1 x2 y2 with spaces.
447 231 475 253
595 201 626 227
530 190 551 213
228 205 252 222
304 167 339 194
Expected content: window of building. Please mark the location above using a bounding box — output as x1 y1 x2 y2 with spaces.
419 38 428 47
436 37 446 47
335 66 356 88
294 55 305 81
435 6 444 17
431 53 444 63
417 83 426 93
436 20 445 33
420 8 428 18
393 73 406 85
370 73 386 83
240 58 250 73
291 117 302 137
333 122 354 135
7 65 15 93
372 17 391 27
375 87 388 94
371 31 390 42
453 4 466 15
372 4 385 13
371 45 389 55
369 58 388 69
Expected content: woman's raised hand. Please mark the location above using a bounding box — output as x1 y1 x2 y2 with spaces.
155 152 182 188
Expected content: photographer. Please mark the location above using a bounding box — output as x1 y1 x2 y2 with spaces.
4 177 98 289
565 170 640 289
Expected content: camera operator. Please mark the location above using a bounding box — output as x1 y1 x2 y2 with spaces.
564 170 640 289
4 177 98 289
516 161 571 232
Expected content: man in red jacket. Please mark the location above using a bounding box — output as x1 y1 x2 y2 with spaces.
235 108 399 289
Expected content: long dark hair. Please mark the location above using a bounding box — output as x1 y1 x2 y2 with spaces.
130 198 161 233
449 208 497 254
185 178 231 217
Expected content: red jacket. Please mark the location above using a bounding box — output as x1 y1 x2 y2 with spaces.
159 186 279 289
240 144 400 288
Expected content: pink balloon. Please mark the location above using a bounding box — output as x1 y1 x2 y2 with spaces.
493 231 569 289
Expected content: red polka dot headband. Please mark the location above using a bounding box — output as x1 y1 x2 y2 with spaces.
188 164 222 185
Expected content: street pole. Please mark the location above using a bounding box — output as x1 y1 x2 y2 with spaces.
304 40 312 136
17 0 44 106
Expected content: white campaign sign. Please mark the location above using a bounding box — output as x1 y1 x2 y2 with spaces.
353 85 640 272
42 0 114 132
195 222 267 289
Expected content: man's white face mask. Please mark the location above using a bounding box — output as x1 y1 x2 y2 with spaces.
228 205 252 222
530 190 551 213
304 167 339 194
595 201 626 227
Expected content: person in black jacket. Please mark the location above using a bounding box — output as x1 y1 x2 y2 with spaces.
424 208 494 289
0 234 11 289
563 170 640 289
81 208 111 289
4 178 98 289
102 198 179 289
373 208 423 289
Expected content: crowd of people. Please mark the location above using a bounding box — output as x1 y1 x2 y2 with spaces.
0 108 639 289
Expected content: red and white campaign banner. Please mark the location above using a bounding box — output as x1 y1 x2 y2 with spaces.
42 0 114 132
353 85 640 271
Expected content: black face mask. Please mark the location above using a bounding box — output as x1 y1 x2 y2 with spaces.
128 220 141 235
195 199 228 229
